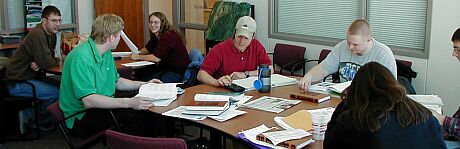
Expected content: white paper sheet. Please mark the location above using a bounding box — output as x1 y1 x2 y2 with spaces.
120 30 140 54
208 109 247 122
121 61 155 67
162 106 207 121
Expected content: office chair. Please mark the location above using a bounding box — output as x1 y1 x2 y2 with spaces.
271 43 308 76
0 68 40 141
47 102 120 149
395 59 416 94
105 130 187 149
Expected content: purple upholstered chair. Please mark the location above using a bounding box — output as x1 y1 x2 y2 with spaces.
105 130 188 149
272 43 307 76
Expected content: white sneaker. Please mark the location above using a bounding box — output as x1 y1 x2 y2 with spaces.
18 110 30 135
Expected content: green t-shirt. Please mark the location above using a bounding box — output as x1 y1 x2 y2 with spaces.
59 38 119 129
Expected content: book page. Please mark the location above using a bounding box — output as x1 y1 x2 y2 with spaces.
136 83 177 100
328 81 351 93
262 129 311 145
232 77 258 90
271 74 297 86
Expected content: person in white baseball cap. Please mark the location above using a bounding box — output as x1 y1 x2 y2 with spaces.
198 16 273 87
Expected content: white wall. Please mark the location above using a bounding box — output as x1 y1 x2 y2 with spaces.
425 0 460 115
148 0 173 24
76 0 94 34
243 0 460 115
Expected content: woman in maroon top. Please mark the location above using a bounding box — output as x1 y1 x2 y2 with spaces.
132 12 190 83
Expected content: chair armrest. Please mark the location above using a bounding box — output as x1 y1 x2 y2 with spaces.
5 80 37 100
58 109 121 130
280 59 319 76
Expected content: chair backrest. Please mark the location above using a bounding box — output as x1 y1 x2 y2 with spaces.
48 102 109 149
47 101 64 123
105 130 187 149
319 49 341 82
273 43 306 72
395 59 416 94
319 49 332 63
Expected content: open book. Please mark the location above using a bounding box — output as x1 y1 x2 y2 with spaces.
256 129 312 149
135 83 177 100
232 74 298 91
309 81 351 94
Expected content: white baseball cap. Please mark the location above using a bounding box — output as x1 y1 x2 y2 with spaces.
235 16 257 39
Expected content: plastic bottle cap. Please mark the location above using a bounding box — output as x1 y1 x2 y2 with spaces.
253 80 262 90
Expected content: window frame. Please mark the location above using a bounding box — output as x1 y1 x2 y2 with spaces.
269 0 433 59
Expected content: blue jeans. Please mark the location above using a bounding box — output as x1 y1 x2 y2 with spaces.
8 79 59 124
159 71 183 83
8 79 59 101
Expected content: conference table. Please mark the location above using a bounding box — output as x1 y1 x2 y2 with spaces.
148 83 342 149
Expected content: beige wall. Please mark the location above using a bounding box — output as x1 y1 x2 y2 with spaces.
148 0 173 24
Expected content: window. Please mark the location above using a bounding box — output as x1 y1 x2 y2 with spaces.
270 0 431 58
0 0 77 34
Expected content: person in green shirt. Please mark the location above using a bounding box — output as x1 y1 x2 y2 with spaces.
59 14 162 138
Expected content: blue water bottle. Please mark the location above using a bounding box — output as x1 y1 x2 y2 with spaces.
253 64 271 93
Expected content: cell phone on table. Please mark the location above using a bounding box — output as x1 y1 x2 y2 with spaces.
224 83 245 92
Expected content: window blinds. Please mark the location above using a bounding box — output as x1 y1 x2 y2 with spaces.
369 0 428 50
277 0 360 40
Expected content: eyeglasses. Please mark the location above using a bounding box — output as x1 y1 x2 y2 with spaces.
148 21 160 25
46 18 62 24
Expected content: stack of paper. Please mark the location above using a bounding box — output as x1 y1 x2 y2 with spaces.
163 94 251 121
183 94 231 116
408 94 444 114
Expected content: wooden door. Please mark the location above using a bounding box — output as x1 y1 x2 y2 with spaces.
94 0 144 52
